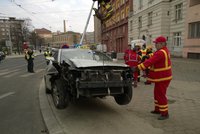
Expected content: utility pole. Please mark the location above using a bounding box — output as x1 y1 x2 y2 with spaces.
8 25 13 55
80 1 95 45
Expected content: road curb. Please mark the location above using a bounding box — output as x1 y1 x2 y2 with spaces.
39 79 65 134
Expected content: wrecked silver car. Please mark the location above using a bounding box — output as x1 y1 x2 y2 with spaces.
44 48 133 109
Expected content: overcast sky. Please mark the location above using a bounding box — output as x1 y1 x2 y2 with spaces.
0 0 96 33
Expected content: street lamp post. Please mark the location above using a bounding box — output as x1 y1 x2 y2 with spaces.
8 25 13 55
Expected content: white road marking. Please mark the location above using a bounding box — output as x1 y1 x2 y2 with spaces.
4 72 20 78
0 69 8 72
35 69 45 73
20 69 45 77
0 92 15 100
0 69 20 76
20 73 35 77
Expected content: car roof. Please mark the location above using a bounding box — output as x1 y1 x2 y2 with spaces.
60 48 91 52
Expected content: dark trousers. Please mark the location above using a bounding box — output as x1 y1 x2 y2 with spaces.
27 60 34 72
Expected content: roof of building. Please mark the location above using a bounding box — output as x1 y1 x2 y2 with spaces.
34 28 52 34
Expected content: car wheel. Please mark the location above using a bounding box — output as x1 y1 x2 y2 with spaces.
44 76 52 94
52 79 69 109
114 85 132 105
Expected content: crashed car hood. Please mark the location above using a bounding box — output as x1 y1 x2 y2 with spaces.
70 59 128 68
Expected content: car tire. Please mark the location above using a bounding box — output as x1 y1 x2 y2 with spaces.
44 76 52 94
114 85 132 105
52 79 69 109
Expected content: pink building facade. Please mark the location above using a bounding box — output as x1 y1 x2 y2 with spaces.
183 0 200 58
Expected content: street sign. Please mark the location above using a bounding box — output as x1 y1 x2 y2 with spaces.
5 40 12 47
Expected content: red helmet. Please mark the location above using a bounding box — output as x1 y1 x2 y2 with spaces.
153 36 167 43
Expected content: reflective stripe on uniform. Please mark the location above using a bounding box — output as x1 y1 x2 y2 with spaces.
138 63 146 70
159 104 168 112
150 49 171 72
147 76 172 82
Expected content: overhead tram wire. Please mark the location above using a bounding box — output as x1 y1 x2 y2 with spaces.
8 0 52 29
9 0 54 5
33 10 89 14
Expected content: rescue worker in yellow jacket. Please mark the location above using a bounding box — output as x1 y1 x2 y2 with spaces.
25 48 35 73
44 48 52 58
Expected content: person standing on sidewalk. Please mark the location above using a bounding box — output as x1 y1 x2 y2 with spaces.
25 48 35 73
133 36 172 120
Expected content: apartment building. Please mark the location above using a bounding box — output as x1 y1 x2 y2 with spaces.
0 17 24 52
183 0 200 59
129 0 186 57
85 32 95 44
101 0 130 53
52 31 81 48
169 0 187 57
34 28 52 48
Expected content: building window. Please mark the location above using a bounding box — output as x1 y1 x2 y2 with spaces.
139 0 143 10
116 0 120 9
148 12 153 26
126 7 129 17
117 13 120 22
175 3 183 21
173 32 182 46
130 20 133 31
123 26 125 33
188 21 200 38
149 35 152 44
138 16 142 28
121 10 125 19
121 0 125 5
190 0 200 6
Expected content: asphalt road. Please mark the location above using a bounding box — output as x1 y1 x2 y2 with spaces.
0 55 47 134
2 55 199 134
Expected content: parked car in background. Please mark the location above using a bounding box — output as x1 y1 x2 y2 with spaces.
0 51 6 61
44 48 133 109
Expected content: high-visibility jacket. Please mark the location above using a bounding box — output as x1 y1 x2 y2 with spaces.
140 49 147 57
44 51 52 57
137 46 172 83
124 49 140 67
25 51 34 60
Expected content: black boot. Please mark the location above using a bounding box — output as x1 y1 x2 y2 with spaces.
158 114 169 120
150 110 160 114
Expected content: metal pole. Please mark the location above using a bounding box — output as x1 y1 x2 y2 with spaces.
8 26 12 55
80 1 95 45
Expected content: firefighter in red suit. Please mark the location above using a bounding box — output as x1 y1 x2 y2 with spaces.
124 44 141 87
134 36 172 120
